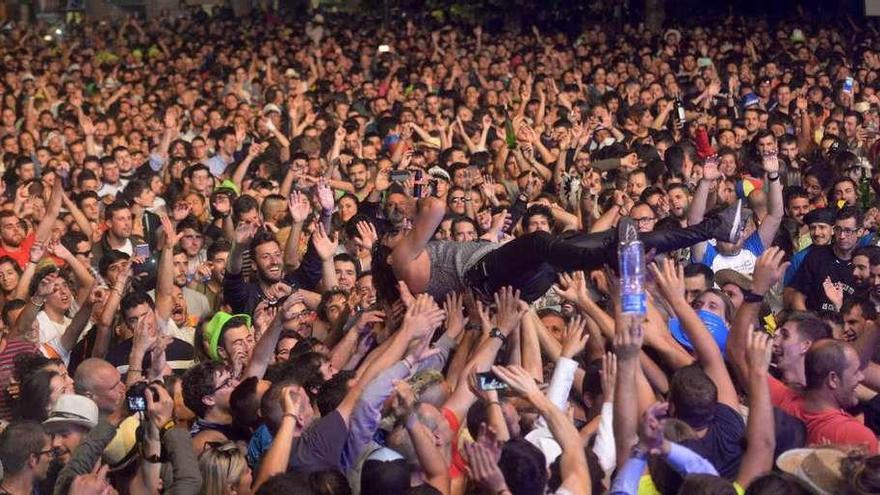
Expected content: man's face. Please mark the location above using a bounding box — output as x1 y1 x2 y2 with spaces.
541 314 566 343
33 436 53 480
191 170 211 193
50 426 87 464
744 110 760 133
629 204 657 233
334 260 357 291
180 228 204 257
89 365 126 415
757 135 776 155
667 189 690 219
0 216 24 247
853 255 871 289
46 277 72 312
772 322 809 372
108 208 132 239
349 163 368 190
781 141 799 161
448 190 467 215
102 162 119 184
831 346 864 409
833 217 862 253
842 305 870 342
808 223 833 246
210 251 229 282
526 214 551 233
626 173 647 199
171 285 188 327
453 221 478 242
720 283 745 310
208 369 238 413
834 181 857 206
221 323 255 366
844 115 859 138
254 241 283 283
683 275 708 304
172 253 188 287
787 197 811 225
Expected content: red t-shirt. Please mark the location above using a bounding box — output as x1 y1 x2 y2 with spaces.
769 375 878 453
442 407 466 479
0 232 36 269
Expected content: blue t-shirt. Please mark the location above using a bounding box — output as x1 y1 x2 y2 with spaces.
696 231 765 274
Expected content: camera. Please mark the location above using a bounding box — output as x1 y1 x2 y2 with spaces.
476 371 508 391
126 382 159 412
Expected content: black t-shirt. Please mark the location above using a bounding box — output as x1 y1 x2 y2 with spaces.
680 403 746 480
105 337 195 375
788 245 856 312
287 410 348 474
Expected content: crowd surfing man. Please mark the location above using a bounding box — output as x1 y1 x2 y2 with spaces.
4 5 880 495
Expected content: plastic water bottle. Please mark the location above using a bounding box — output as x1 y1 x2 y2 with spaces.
618 217 646 315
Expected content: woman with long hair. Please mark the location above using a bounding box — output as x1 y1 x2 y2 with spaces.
198 441 253 495
373 196 745 304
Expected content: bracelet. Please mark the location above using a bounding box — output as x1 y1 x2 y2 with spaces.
128 368 142 374
767 172 780 182
282 413 298 422
160 419 176 434
30 296 44 309
487 401 501 407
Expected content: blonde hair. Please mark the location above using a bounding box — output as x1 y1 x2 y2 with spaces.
198 442 248 495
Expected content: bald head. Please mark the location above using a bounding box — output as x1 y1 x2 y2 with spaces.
804 339 852 390
74 358 124 416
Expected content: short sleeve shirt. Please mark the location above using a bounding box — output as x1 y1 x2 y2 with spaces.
697 231 765 274
768 375 878 453
680 403 746 479
288 410 349 473
787 245 856 311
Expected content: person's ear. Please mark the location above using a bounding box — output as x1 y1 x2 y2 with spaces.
202 395 216 408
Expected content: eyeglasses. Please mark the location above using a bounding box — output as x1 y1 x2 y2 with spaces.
834 226 860 237
36 448 56 459
632 216 656 224
211 375 236 394
450 197 466 203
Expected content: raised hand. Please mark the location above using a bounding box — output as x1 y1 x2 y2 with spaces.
29 241 47 264
702 155 722 181
746 330 773 375
614 310 644 361
751 246 789 296
560 314 590 358
649 258 686 304
234 221 259 245
600 351 618 402
354 220 378 251
761 150 780 174
401 293 446 338
443 291 466 338
316 178 335 213
390 379 416 420
636 402 669 455
491 364 542 402
160 214 180 246
464 441 508 494
288 190 311 224
172 201 191 222
145 383 174 430
556 271 588 306
70 464 113 495
353 310 385 335
311 223 339 261
822 276 844 311
35 272 59 299
494 286 527 336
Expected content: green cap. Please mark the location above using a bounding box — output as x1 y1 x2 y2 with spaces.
203 312 252 361
215 179 240 195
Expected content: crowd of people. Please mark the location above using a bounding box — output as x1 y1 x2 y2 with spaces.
1 4 880 495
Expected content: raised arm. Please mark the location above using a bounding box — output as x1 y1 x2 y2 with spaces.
34 179 63 243
651 259 739 408
613 309 644 471
757 152 784 249
735 331 776 489
154 215 178 322
392 197 446 265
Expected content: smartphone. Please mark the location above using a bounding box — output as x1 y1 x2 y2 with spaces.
413 170 423 198
378 44 390 53
134 243 150 260
844 77 854 94
477 371 508 391
390 170 410 183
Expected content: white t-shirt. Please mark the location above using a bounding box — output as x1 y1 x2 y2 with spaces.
36 311 72 363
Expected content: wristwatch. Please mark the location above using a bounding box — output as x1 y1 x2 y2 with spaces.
741 290 765 304
489 327 508 344
767 172 780 182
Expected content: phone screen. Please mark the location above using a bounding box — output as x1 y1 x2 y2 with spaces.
477 371 508 391
134 243 150 259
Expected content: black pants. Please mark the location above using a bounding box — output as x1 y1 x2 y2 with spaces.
465 217 720 302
